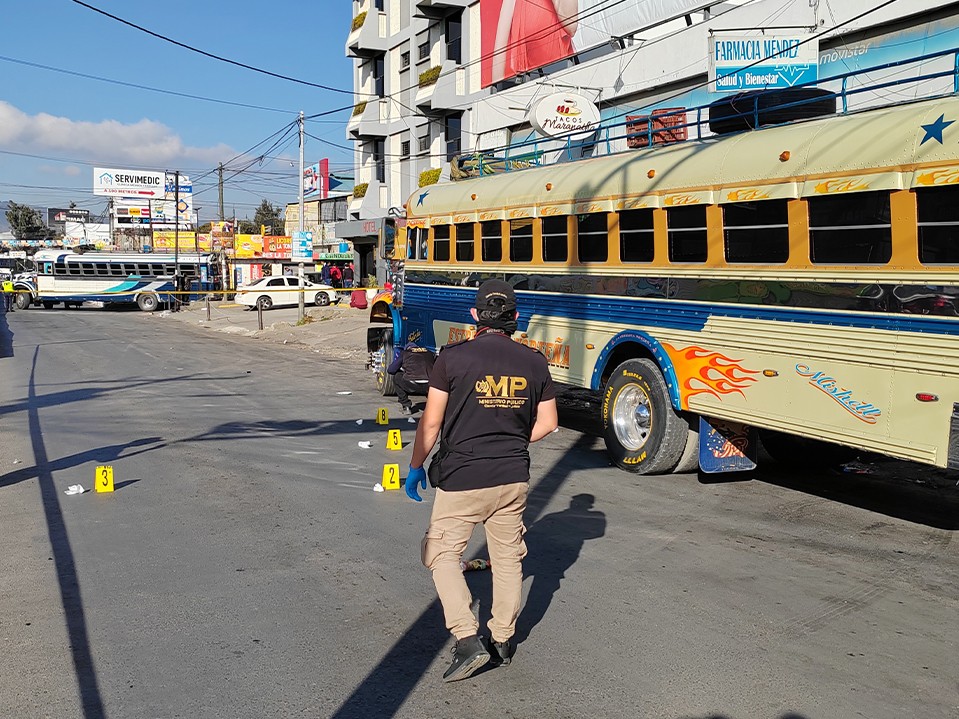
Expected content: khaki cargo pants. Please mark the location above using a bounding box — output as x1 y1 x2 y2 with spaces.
421 482 528 642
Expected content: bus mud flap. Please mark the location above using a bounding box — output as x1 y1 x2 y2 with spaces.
948 403 959 471
698 417 758 473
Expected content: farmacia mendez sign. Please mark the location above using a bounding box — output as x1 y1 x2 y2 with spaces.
530 92 601 138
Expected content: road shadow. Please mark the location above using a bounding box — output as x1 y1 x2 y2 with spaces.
0 437 164 490
24 346 105 718
0 304 12 358
329 435 598 718
681 714 810 719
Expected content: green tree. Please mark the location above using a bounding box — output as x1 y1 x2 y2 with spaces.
5 201 48 240
252 200 284 235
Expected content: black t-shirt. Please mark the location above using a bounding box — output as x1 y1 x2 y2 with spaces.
428 330 556 491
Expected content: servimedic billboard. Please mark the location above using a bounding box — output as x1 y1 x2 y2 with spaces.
480 0 710 87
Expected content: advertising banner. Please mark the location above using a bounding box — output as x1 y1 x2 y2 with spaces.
292 231 313 262
304 163 320 199
262 235 292 259
152 231 209 251
94 167 165 197
48 208 91 227
234 234 264 259
709 35 818 92
211 221 235 250
480 0 707 86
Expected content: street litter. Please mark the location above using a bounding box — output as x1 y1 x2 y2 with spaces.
358 441 373 449
12 458 21 464
460 559 491 572
840 461 876 475
373 483 385 492
64 484 86 495
356 419 364 425
337 391 352 395
408 417 416 424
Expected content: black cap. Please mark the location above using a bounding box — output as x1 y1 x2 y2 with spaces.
474 279 516 312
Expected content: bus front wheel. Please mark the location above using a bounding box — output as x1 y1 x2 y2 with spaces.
137 293 159 312
602 358 688 474
15 292 33 310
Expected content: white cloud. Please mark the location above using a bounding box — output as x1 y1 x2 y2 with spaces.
63 165 81 176
0 101 235 168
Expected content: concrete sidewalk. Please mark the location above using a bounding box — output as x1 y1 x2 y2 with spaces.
156 297 374 363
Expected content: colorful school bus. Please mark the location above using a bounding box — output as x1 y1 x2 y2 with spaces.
368 96 959 475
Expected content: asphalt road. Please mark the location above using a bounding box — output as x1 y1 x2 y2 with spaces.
1 304 957 719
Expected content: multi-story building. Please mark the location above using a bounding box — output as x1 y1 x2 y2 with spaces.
341 0 959 278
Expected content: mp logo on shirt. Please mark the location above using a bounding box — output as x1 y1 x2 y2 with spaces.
475 375 529 409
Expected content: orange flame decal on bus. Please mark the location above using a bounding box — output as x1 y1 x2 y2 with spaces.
662 343 759 409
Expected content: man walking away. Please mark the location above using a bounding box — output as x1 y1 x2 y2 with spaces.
387 342 435 414
2 278 15 312
342 262 354 288
405 279 558 682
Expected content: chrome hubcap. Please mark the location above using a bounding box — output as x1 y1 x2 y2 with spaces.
613 385 652 451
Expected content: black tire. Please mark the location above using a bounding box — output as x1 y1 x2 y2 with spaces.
759 429 858 468
708 88 836 134
15 291 32 310
374 327 395 396
602 358 688 474
42 301 55 309
257 296 273 311
314 292 331 307
137 293 159 312
673 414 701 474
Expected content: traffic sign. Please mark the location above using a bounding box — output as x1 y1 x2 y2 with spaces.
94 167 165 197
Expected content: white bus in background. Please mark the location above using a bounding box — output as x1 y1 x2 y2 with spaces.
25 250 221 311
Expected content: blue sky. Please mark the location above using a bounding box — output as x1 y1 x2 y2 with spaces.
0 0 355 224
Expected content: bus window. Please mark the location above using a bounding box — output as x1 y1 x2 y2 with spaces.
455 223 474 261
667 205 708 262
80 262 96 276
577 213 608 262
542 216 568 262
481 221 502 262
916 186 959 264
509 219 533 262
809 191 891 264
619 209 654 262
110 264 125 276
433 225 451 261
723 200 789 263
67 262 81 276
407 227 420 260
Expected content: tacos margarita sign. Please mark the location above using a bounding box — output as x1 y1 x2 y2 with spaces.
530 91 600 138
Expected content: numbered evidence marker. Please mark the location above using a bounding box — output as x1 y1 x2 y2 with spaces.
386 429 403 450
95 465 115 493
381 464 401 490
376 407 389 425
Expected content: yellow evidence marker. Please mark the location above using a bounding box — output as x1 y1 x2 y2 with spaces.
376 407 389 425
95 465 115 493
382 464 401 490
386 429 403 450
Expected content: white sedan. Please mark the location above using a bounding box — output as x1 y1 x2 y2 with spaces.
236 276 340 310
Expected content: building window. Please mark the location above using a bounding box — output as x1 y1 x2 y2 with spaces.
418 40 430 61
433 225 450 262
481 221 502 261
401 140 411 158
372 139 385 183
667 205 708 263
401 51 410 69
373 0 384 10
723 200 790 263
916 186 959 264
809 191 891 264
542 216 568 262
445 12 462 64
418 132 430 153
509 218 533 262
455 223 474 261
445 113 462 161
576 213 607 262
373 55 385 98
619 209 654 262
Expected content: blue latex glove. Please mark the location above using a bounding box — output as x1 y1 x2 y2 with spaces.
405 465 428 502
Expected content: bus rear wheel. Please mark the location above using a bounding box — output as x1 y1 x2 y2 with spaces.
602 358 689 474
137 293 159 312
15 292 32 310
42 301 55 309
373 327 395 396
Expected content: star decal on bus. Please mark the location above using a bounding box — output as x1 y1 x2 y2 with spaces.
919 114 954 145
416 190 429 207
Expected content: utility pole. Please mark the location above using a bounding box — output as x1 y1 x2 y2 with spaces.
174 170 180 312
217 163 225 221
297 110 305 322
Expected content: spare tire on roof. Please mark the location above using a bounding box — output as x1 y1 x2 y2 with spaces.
708 87 837 134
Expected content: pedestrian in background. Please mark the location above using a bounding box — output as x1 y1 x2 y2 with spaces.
329 264 342 288
387 341 435 414
2 278 15 312
342 262 354 288
405 279 558 682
